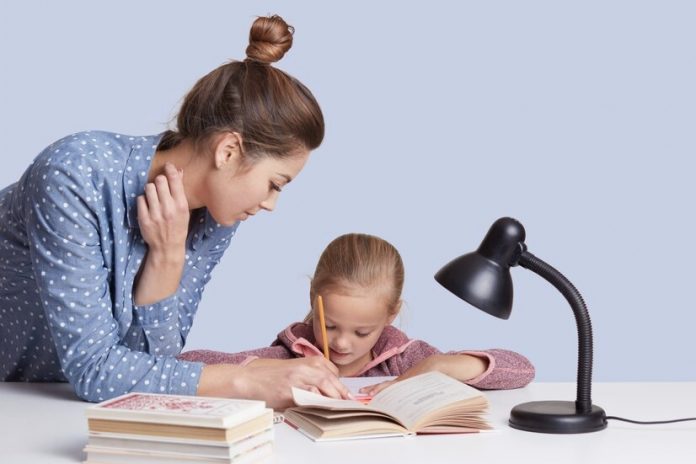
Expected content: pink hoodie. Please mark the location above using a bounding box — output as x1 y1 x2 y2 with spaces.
178 322 535 390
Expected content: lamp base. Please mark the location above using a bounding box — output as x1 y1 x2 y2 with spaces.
509 400 607 433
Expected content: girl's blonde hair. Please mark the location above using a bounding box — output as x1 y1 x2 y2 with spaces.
304 233 404 322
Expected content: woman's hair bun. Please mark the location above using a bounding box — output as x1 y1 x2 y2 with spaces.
245 15 294 64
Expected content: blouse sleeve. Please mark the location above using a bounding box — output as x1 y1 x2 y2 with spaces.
127 226 235 358
24 160 203 402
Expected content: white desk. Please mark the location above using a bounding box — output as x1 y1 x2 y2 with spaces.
1 382 694 463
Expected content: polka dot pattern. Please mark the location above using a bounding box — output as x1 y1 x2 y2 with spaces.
0 131 237 402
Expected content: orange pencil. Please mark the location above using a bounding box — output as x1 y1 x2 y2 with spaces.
317 295 330 359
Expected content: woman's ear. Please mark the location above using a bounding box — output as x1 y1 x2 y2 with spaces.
213 132 244 171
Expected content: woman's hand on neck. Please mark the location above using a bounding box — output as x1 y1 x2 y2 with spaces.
150 138 204 210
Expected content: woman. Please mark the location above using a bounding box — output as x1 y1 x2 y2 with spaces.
0 14 350 408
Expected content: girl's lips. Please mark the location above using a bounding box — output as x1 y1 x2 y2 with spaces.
330 349 350 358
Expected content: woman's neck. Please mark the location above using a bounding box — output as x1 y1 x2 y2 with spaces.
149 139 205 209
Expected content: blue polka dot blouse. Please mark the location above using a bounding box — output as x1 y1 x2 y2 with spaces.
0 131 238 402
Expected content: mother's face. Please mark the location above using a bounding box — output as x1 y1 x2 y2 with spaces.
202 142 310 227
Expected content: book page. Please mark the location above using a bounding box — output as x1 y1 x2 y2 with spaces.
283 409 410 441
340 376 395 402
291 388 376 411
369 372 485 430
291 372 485 431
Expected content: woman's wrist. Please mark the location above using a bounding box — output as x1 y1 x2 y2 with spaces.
146 247 186 266
133 248 186 306
198 364 247 398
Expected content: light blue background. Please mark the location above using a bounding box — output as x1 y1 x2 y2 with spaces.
2 1 694 382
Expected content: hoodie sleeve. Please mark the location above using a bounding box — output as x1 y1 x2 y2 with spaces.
178 345 295 366
396 341 535 390
447 348 536 390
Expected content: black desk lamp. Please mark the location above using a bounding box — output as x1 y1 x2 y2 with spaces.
435 217 607 433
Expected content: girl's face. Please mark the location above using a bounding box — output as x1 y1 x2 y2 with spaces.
312 290 397 376
201 137 309 226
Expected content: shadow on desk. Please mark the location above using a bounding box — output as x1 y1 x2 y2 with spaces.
2 380 80 401
40 438 86 462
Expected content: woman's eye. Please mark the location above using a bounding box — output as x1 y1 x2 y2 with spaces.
356 332 371 338
325 326 336 331
270 182 282 192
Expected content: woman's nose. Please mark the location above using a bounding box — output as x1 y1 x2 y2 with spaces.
260 191 279 212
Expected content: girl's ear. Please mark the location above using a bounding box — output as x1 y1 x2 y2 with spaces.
386 300 402 325
213 132 244 171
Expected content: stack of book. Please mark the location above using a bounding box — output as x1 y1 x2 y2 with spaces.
84 392 273 464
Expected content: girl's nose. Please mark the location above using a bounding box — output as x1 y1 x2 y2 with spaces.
332 335 349 351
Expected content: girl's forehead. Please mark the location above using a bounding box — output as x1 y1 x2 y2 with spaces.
325 281 391 300
322 292 389 325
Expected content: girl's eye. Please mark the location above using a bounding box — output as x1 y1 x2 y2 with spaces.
325 326 336 331
270 182 282 192
355 332 371 338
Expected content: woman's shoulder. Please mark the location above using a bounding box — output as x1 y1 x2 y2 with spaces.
25 131 161 190
33 130 160 169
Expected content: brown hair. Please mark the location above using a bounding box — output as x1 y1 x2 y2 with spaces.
305 233 405 322
158 14 324 160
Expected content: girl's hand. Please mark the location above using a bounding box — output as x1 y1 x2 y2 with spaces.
358 356 443 397
359 354 488 397
202 357 353 409
137 162 190 256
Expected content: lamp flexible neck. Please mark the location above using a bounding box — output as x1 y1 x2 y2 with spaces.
518 251 594 414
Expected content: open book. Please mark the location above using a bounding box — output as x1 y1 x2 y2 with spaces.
283 371 490 441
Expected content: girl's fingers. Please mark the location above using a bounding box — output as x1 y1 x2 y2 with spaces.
363 380 396 396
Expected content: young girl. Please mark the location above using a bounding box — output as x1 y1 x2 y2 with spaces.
179 233 535 393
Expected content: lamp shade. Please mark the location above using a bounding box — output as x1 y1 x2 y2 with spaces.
434 218 526 320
